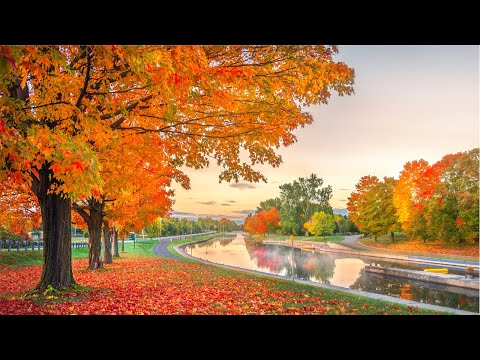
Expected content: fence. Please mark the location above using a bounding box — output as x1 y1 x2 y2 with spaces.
0 240 88 252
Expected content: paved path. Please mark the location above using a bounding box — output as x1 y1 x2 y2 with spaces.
340 234 370 250
151 232 216 260
152 239 180 259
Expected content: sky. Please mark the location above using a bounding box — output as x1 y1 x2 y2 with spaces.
170 45 479 223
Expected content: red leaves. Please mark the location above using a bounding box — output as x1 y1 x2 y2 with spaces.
168 73 183 86
0 254 438 315
456 217 464 226
70 161 84 172
0 120 6 133
92 189 101 197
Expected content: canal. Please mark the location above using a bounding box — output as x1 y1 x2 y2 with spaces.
183 233 479 313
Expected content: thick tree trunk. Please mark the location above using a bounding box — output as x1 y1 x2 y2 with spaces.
33 165 75 291
102 220 113 264
112 227 120 257
391 232 395 243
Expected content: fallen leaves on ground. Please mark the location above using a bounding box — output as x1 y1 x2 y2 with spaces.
360 239 479 258
0 255 437 315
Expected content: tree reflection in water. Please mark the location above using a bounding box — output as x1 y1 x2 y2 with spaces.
244 239 336 283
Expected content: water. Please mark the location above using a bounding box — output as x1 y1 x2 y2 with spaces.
184 233 479 313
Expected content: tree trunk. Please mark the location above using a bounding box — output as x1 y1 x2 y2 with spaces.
121 237 125 252
32 164 75 291
391 232 395 243
112 227 120 257
74 198 105 269
87 209 103 270
374 236 377 242
102 220 112 264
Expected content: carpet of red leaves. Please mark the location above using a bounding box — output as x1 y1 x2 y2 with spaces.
359 240 479 258
0 255 433 315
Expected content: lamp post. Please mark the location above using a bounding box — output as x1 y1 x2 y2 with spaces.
290 234 294 282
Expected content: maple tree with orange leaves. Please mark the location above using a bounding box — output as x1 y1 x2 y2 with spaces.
244 207 280 235
0 45 354 290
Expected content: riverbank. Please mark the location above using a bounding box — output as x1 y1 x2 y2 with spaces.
0 237 448 315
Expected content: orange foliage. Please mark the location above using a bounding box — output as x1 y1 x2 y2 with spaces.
244 207 280 235
0 174 40 235
1 45 354 201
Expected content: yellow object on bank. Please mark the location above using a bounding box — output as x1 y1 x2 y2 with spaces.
424 268 448 274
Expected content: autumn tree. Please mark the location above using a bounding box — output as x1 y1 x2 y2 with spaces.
244 207 280 235
393 154 458 242
392 160 430 237
1 45 353 290
366 177 401 242
304 211 336 238
347 176 380 239
218 218 238 232
347 176 400 241
73 130 184 268
425 149 479 243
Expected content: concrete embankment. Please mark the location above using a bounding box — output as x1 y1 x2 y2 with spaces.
365 266 479 290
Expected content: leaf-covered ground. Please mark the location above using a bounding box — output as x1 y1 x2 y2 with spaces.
0 254 444 315
359 238 479 258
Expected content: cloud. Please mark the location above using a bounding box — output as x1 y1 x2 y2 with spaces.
233 210 256 215
172 211 196 216
196 201 216 205
338 188 351 191
229 183 256 190
220 203 231 206
226 200 237 203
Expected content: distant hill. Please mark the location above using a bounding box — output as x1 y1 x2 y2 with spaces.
333 208 348 216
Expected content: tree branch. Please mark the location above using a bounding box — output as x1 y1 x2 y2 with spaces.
73 203 91 223
101 94 154 124
75 49 92 107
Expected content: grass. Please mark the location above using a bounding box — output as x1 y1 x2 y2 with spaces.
253 234 345 243
0 234 220 267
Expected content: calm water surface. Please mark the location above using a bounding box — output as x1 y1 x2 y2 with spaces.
184 233 479 313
